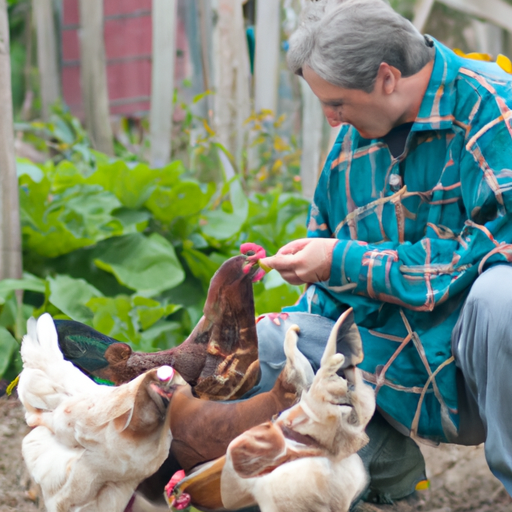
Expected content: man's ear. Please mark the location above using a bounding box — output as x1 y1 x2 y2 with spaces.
375 62 401 95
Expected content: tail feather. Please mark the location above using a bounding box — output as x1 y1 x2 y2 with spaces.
21 313 65 369
18 314 97 415
54 319 122 376
283 325 314 392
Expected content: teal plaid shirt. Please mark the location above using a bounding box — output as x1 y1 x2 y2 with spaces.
287 38 512 441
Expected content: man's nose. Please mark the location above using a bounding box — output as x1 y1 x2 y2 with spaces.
322 106 342 127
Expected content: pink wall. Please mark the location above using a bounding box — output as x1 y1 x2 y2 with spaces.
62 0 188 118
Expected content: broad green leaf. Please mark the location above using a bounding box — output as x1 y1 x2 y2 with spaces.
87 295 137 344
146 181 214 223
202 179 248 240
21 182 129 258
253 283 301 316
230 178 249 218
132 296 181 330
49 275 103 322
261 270 288 291
18 174 51 232
52 160 85 193
0 327 18 378
93 233 185 295
182 248 221 289
0 274 46 297
140 320 182 351
53 185 123 240
202 210 244 240
112 208 150 233
16 159 44 183
87 161 160 209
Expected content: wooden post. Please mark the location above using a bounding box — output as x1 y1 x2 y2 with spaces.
471 20 503 56
412 0 436 32
212 0 251 163
78 0 114 156
0 0 22 280
254 0 281 114
437 0 512 33
197 0 214 97
183 0 205 103
300 80 324 201
150 0 178 168
34 0 61 120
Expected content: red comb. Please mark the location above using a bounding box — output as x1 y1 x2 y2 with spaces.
240 243 266 258
165 470 186 498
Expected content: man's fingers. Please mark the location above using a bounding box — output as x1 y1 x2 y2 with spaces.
275 238 311 256
258 256 275 270
261 253 299 272
280 270 305 286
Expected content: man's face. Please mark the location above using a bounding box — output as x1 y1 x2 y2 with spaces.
302 66 397 139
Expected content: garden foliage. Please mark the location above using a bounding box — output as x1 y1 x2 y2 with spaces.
0 108 309 383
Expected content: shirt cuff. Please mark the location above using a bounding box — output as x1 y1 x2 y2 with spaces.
329 239 368 288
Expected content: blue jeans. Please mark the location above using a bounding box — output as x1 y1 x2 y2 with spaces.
452 264 512 494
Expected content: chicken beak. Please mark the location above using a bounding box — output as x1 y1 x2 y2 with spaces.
242 256 266 282
150 366 185 408
164 470 191 510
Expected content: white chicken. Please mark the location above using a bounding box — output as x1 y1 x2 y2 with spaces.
170 308 376 512
17 313 184 512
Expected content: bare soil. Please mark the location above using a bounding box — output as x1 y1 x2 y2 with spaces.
1 394 511 512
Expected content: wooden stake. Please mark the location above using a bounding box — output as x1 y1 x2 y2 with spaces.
212 0 251 163
412 0 435 32
299 80 324 200
34 0 60 120
254 0 281 114
78 0 114 156
150 0 178 168
0 0 22 280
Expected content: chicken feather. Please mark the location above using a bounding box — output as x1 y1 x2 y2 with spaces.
18 313 184 512
171 308 376 512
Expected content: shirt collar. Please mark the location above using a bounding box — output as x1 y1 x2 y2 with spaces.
412 37 460 132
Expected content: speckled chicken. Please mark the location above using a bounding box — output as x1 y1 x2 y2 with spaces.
18 313 184 512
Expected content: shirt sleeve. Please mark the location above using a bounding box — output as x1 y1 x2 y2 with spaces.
324 101 512 310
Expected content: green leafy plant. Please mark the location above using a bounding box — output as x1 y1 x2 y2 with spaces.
1 110 310 382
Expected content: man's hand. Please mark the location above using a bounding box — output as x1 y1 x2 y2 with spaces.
259 238 338 285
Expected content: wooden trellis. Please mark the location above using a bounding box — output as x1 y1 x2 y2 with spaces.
0 0 22 280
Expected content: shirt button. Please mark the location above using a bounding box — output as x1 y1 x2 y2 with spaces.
389 174 402 191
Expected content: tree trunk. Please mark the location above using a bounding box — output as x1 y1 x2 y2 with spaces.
149 0 178 168
254 0 281 114
212 0 251 163
78 0 114 156
34 0 60 120
0 0 22 280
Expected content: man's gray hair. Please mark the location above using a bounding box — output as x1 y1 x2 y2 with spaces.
287 0 434 92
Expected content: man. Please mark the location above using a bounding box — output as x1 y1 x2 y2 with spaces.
259 0 512 500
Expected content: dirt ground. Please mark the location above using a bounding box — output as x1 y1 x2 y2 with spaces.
1 394 511 512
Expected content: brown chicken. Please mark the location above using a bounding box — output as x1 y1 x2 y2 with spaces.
168 309 376 512
56 244 266 401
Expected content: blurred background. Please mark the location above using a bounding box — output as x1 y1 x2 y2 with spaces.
9 0 512 196
2 0 512 385
2 4 512 511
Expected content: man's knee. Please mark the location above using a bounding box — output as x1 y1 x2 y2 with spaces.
466 264 512 313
